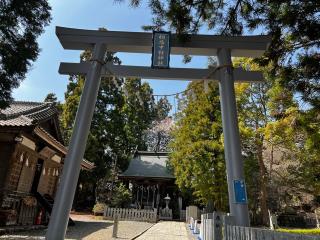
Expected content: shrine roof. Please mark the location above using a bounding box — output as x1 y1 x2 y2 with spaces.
0 101 95 171
0 101 57 127
119 151 175 180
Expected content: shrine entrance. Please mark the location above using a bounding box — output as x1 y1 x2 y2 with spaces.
47 26 270 239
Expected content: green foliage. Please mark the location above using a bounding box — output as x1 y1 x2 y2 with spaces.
168 56 319 223
243 154 260 212
62 75 156 204
0 0 51 108
233 58 273 223
120 0 320 112
44 93 58 103
44 92 63 116
234 58 320 224
95 176 114 204
169 81 228 210
92 203 106 215
233 58 307 224
121 78 158 152
61 48 171 208
110 183 132 208
154 97 171 121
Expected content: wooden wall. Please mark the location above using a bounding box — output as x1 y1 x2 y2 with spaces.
0 142 15 192
1 135 61 198
37 160 59 196
16 155 37 193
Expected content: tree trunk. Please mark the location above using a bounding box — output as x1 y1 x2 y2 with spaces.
269 145 274 179
257 138 269 225
92 181 97 204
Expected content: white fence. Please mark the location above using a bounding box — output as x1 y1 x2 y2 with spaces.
159 208 172 220
188 211 320 240
104 207 157 223
186 205 205 222
199 212 224 240
186 206 199 222
225 225 320 240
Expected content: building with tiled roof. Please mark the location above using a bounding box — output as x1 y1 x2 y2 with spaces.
118 151 179 220
0 101 94 226
0 101 59 127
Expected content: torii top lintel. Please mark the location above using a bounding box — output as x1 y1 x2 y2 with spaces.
56 26 271 58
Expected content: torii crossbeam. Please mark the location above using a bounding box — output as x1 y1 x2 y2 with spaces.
46 26 271 240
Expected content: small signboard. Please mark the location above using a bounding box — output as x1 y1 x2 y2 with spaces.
233 179 248 204
152 31 171 69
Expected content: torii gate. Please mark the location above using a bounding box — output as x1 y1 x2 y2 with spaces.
46 26 270 239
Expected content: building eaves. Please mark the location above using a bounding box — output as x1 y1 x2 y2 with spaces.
34 126 95 171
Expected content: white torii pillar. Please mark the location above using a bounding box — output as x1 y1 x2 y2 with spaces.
217 48 249 226
46 26 270 239
46 43 106 240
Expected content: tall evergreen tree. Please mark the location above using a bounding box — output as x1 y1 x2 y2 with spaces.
0 0 51 108
234 58 273 224
235 58 320 224
169 81 228 210
44 93 58 103
169 57 319 224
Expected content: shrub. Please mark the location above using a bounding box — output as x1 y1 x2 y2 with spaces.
92 203 106 215
110 183 131 208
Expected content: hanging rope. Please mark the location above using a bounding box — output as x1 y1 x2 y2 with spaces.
152 88 190 97
89 59 234 102
89 59 116 78
89 58 105 66
151 64 234 98
204 64 233 79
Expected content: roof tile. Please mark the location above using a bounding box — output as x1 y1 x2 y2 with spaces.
0 101 56 127
120 152 174 179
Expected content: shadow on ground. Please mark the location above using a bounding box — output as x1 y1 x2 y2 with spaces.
66 220 113 239
0 220 113 240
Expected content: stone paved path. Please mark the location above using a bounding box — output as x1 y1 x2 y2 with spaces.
135 221 190 240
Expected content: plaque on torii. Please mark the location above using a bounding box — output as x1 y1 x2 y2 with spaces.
47 26 271 239
151 31 171 68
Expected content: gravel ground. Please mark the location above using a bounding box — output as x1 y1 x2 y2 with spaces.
0 218 154 240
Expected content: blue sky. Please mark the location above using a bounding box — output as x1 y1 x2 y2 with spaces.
13 0 209 105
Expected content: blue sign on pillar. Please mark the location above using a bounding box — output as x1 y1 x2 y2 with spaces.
233 179 248 204
152 31 171 69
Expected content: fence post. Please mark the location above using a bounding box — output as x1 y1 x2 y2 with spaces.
104 207 107 218
222 215 235 240
186 206 189 223
193 219 199 234
213 212 224 240
112 214 119 238
315 209 320 229
200 214 205 240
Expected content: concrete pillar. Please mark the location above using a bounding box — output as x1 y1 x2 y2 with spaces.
217 48 250 226
46 43 106 239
